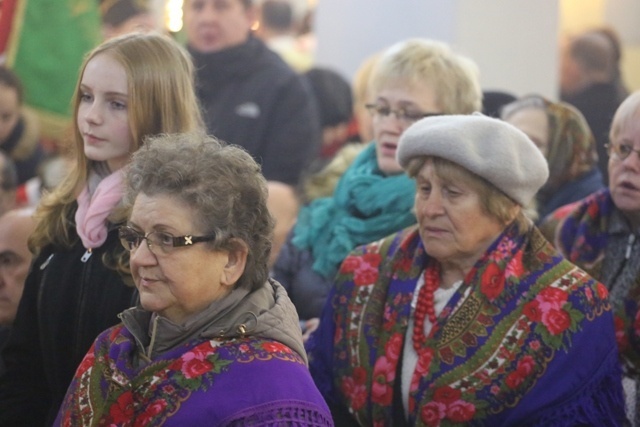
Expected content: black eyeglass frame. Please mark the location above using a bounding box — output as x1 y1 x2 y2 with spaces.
364 103 443 123
118 226 217 254
605 142 640 161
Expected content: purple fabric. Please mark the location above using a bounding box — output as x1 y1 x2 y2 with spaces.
54 325 333 426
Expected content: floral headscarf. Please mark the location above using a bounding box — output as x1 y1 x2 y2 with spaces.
503 95 600 198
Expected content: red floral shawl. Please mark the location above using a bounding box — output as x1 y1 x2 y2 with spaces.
308 223 624 426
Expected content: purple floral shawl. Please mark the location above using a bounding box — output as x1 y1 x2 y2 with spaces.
540 188 640 378
54 325 333 426
308 223 624 426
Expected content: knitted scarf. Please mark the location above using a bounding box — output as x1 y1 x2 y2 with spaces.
292 143 416 279
75 169 125 249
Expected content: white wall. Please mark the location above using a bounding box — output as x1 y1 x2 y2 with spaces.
314 0 559 100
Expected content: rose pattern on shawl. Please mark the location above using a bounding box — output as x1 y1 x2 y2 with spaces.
229 338 299 364
135 399 168 426
505 355 535 389
480 262 505 301
522 284 585 347
328 224 614 426
352 253 382 286
421 401 446 427
408 347 436 415
340 366 368 411
371 356 395 406
596 282 608 300
419 386 476 426
59 328 307 426
75 350 95 378
370 332 404 407
109 390 135 424
614 315 629 350
340 255 362 274
542 308 572 335
385 333 403 362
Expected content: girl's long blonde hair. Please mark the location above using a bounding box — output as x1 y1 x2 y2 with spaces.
29 32 203 266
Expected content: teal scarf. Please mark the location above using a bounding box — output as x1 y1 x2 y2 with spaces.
292 143 416 279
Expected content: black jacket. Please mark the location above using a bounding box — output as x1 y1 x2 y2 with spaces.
561 82 620 185
272 231 331 321
0 220 137 426
189 36 321 186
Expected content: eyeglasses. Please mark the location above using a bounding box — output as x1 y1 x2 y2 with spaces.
118 226 216 256
365 103 442 126
606 143 640 161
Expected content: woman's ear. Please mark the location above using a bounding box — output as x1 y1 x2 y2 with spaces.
221 238 249 287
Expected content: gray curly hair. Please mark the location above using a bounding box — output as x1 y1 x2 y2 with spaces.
123 132 274 292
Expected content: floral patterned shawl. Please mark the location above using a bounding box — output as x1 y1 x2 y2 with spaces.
540 188 640 378
308 222 624 426
54 326 333 427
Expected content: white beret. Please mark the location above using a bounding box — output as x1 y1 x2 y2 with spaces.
397 113 549 206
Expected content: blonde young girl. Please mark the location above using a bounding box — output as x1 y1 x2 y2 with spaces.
0 32 203 426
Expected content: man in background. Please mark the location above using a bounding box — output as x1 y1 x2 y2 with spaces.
560 29 622 183
0 208 36 375
183 0 320 187
254 0 313 72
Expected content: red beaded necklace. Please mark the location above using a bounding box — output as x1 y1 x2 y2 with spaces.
412 261 440 353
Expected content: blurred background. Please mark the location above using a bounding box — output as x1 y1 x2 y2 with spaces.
0 0 638 142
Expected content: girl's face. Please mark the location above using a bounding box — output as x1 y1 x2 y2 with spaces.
77 53 134 173
0 84 20 145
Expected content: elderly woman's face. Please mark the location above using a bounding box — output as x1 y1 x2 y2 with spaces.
504 108 550 158
372 83 441 175
128 193 234 324
414 160 506 270
609 112 640 225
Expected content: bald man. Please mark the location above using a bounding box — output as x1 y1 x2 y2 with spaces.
0 209 36 375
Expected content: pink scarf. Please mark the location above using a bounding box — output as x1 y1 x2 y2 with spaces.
75 170 125 249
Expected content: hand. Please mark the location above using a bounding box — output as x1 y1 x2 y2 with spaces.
301 318 320 343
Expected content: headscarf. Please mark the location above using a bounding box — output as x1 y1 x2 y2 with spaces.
539 97 599 195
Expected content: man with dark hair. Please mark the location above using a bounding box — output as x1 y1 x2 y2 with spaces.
261 0 293 31
0 209 36 376
99 0 160 39
183 0 320 186
559 30 621 183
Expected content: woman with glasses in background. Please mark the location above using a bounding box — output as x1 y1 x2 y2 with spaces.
272 38 482 335
54 133 332 426
540 90 640 425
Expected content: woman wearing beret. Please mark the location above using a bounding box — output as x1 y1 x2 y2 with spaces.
501 94 605 220
55 134 332 426
307 114 624 426
540 90 640 426
273 38 482 326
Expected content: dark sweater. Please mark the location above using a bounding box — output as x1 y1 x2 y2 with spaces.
189 36 321 186
561 82 620 185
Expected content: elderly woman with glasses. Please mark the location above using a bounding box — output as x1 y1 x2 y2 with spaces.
307 114 624 426
273 38 482 331
54 134 332 426
540 90 640 425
